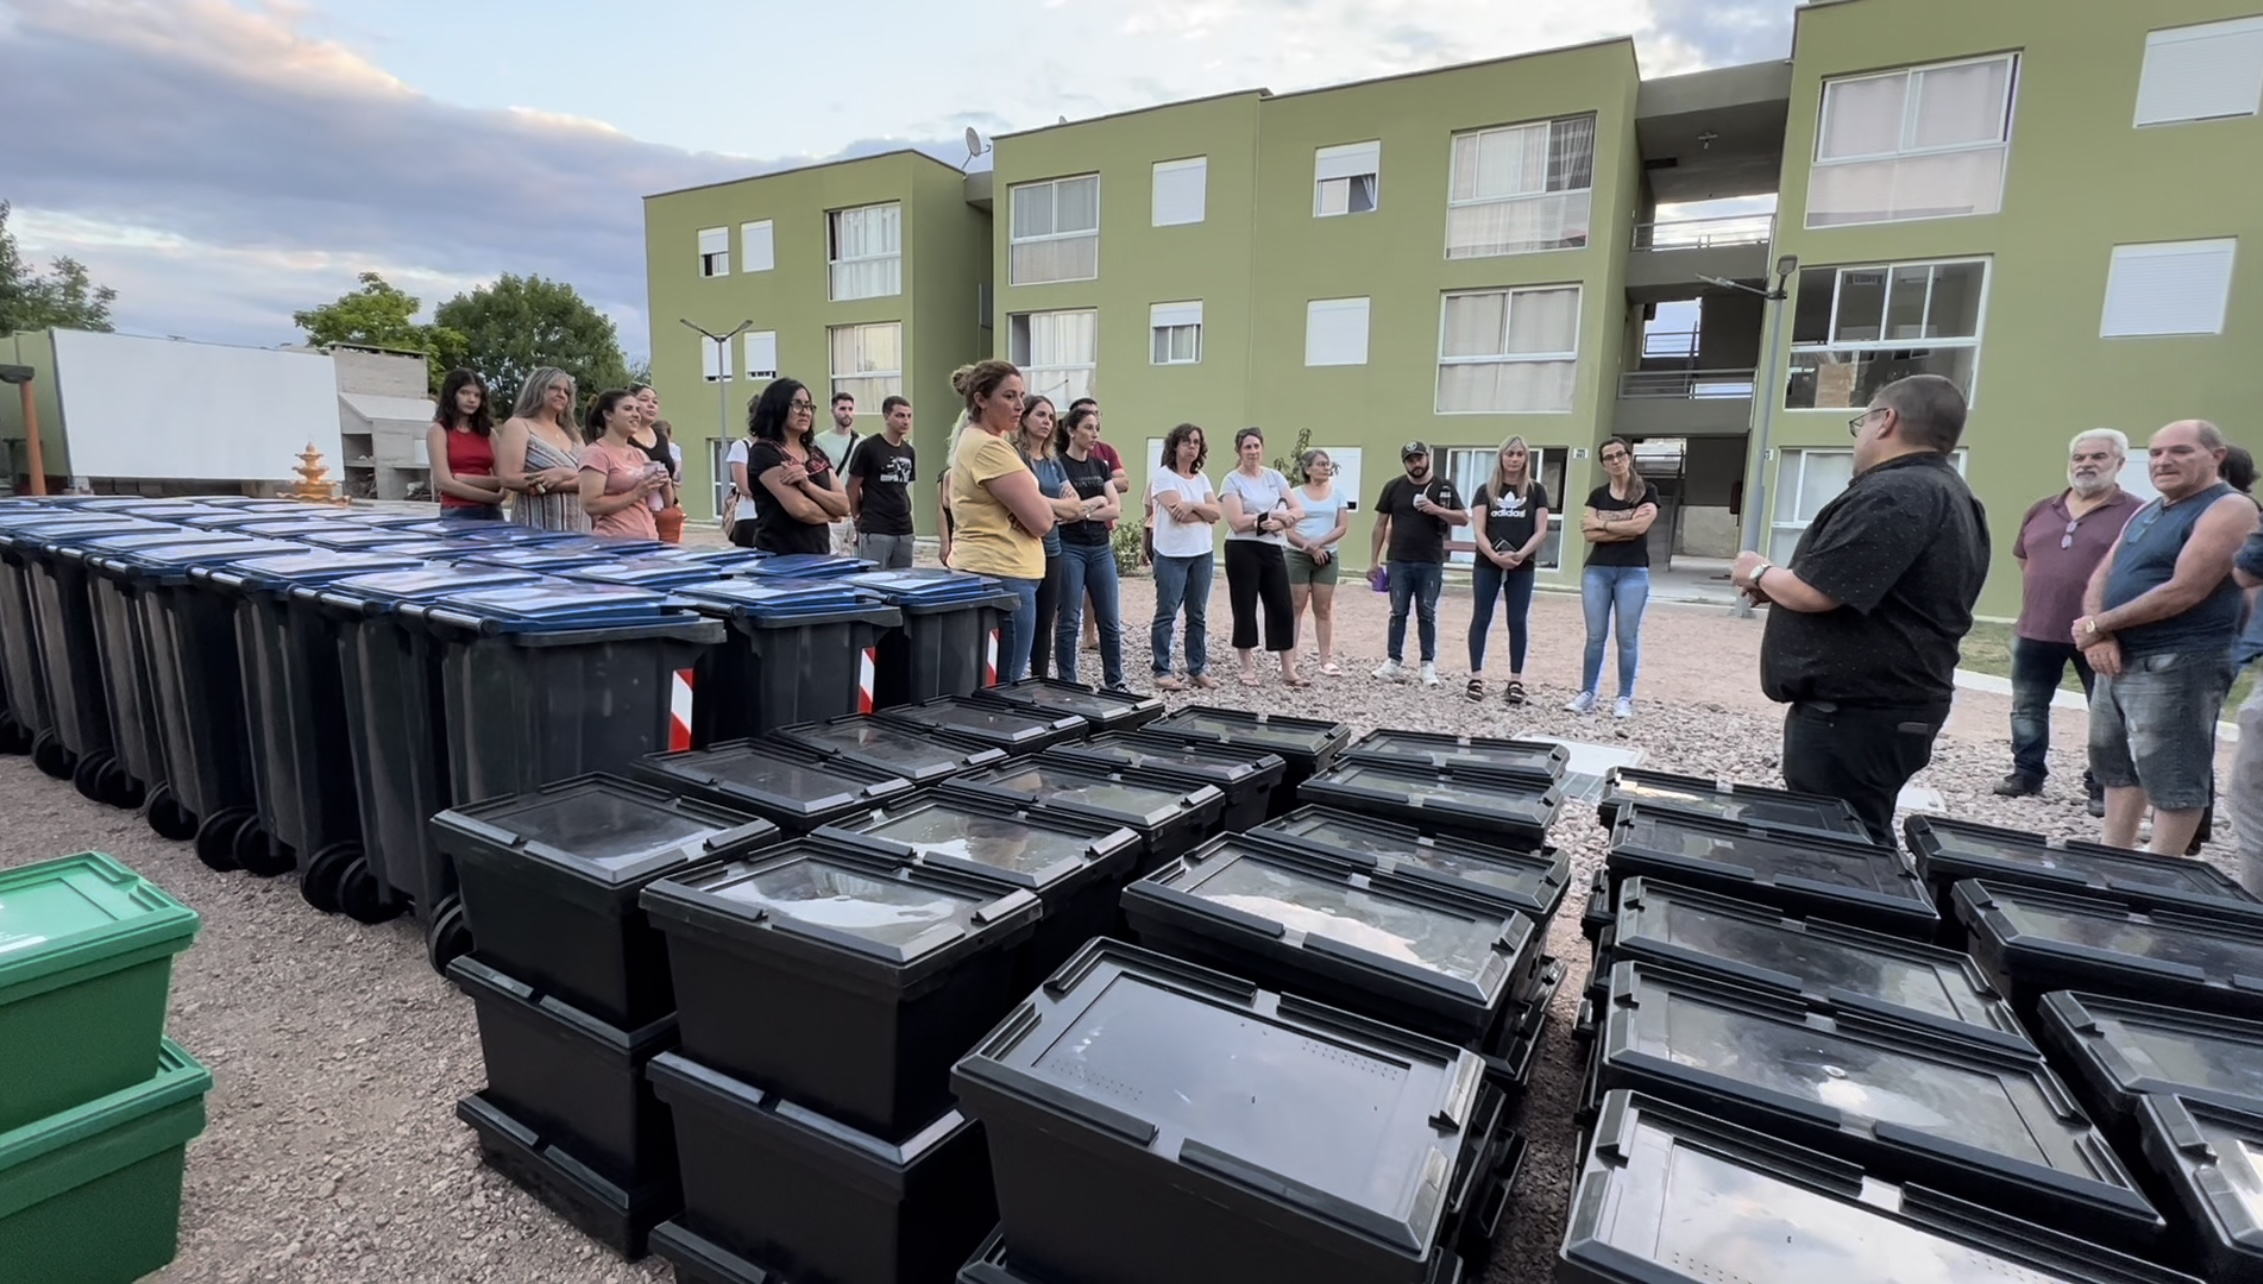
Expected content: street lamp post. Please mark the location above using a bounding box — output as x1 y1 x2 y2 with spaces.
679 318 755 510
1700 255 1799 618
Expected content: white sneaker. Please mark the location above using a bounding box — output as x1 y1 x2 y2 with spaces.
1565 691 1597 715
1613 696 1635 720
1420 663 1440 687
1374 660 1406 682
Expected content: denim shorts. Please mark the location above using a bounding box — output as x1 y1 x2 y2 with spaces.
2087 648 2237 811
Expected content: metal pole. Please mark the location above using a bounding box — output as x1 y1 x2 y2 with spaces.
1741 283 1788 557
678 318 754 519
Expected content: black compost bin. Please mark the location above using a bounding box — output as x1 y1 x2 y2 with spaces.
1141 706 1350 807
449 955 681 1257
1562 1091 2197 1284
632 739 915 834
815 789 1142 987
2134 1094 2263 1284
1251 805 1571 922
1906 815 2260 940
1122 835 1541 1060
1599 877 2028 1048
1343 729 1568 781
972 677 1165 734
1954 880 2263 1021
1297 758 1563 851
769 713 1010 789
951 938 1486 1284
938 758 1226 870
647 1052 996 1284
672 578 900 745
873 696 1087 758
397 579 725 805
641 838 1039 1142
1590 960 2163 1251
1042 732 1285 834
2034 990 2263 1138
300 565 539 968
195 549 430 903
433 774 782 1030
1605 806 1938 940
1595 767 1870 841
842 569 1020 710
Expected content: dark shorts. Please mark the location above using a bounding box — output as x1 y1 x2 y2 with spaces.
2088 648 2238 811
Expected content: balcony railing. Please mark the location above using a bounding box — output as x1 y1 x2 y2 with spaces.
1631 213 1775 251
1619 368 1758 400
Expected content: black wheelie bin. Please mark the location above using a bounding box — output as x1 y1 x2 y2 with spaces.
0 514 172 780
671 578 900 744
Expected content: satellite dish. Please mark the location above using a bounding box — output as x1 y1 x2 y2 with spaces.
963 127 989 171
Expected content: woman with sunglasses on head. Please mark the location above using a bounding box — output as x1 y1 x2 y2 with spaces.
737 378 848 554
949 362 1066 682
1220 426 1306 687
1570 436 1657 719
494 366 590 532
427 368 504 521
1285 449 1350 676
1468 436 1550 704
579 390 669 540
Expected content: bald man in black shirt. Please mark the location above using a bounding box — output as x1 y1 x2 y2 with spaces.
1732 375 1990 845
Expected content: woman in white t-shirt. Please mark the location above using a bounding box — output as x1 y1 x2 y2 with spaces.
1219 426 1307 687
1148 422 1221 692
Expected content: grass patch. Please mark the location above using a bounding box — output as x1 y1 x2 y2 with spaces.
1961 619 2253 712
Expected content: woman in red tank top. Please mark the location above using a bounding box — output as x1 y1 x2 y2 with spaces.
429 369 504 520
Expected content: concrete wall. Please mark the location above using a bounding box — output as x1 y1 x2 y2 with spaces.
330 347 428 399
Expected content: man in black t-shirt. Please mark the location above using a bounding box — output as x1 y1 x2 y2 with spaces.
846 395 917 568
1732 375 1990 846
1369 441 1467 686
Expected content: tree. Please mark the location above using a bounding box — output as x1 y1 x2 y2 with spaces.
0 201 118 333
292 272 467 395
433 274 631 418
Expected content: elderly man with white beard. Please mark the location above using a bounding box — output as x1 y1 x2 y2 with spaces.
1996 430 2143 810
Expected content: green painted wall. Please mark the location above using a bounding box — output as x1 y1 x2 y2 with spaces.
643 150 987 528
1764 0 2263 618
0 331 69 484
906 160 996 531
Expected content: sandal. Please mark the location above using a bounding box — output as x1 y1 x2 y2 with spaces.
1320 661 1342 676
1239 674 1264 689
1193 673 1220 690
1284 674 1312 689
1505 680 1526 706
1464 678 1485 702
1155 675 1185 692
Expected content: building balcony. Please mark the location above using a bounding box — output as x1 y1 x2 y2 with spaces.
1615 367 1756 438
1626 214 1774 300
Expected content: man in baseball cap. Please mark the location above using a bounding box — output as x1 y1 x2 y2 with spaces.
1369 441 1467 685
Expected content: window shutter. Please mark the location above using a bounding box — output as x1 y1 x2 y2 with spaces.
2136 18 2263 125
1150 301 1204 329
1152 159 1207 226
1306 298 1371 366
697 227 728 255
700 335 732 381
744 331 779 378
741 221 775 272
1315 142 1380 181
2101 240 2238 336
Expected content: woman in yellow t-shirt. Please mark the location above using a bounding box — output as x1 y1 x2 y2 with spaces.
948 361 1079 682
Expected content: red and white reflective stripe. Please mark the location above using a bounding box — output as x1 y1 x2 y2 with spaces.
983 630 999 687
858 648 876 714
670 668 695 751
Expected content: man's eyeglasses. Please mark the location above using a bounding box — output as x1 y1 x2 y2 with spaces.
1848 407 1886 437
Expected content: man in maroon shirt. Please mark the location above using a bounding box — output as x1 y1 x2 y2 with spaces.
1999 429 2142 809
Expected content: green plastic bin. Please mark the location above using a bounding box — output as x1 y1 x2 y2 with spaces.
0 853 200 1133
0 1039 211 1284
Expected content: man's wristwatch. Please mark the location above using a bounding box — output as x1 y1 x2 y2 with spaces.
1752 564 1771 589
2080 617 2102 640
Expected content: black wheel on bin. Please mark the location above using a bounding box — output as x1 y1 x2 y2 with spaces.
0 713 31 755
336 856 403 925
99 762 145 811
233 823 296 878
72 750 113 804
425 897 472 975
300 842 356 914
193 808 253 872
146 787 199 842
31 731 75 780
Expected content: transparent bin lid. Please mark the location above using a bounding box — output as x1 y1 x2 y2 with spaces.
641 741 906 818
2135 1096 2263 1282
1305 761 1558 827
1976 884 2263 989
1053 736 1274 784
1909 816 2262 911
836 796 1125 881
705 852 987 952
1348 730 1565 778
884 700 1068 743
1149 708 1347 757
2038 991 2263 1119
1602 769 1867 839
952 761 1192 827
436 775 774 889
982 679 1158 721
1253 807 1566 918
1613 810 1934 920
774 718 1005 783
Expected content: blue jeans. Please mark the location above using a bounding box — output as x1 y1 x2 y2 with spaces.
1469 563 1535 673
1151 553 1212 677
1386 561 1444 663
1056 542 1125 688
997 577 1041 684
2088 648 2238 811
1579 565 1649 698
2009 636 2097 785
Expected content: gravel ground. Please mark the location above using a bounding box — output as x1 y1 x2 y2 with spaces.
1 569 2241 1284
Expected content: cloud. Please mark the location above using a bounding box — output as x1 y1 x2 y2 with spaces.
1641 0 1796 71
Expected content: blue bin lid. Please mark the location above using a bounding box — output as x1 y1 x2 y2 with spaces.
74 529 246 564
365 539 461 560
210 550 428 591
174 509 318 530
424 579 687 632
439 525 587 546
460 544 620 571
648 547 772 569
128 537 305 568
673 576 884 621
741 553 875 579
229 518 359 538
843 568 1006 605
103 503 213 520
323 565 540 607
326 511 435 528
561 557 730 590
296 526 427 550
2 516 172 549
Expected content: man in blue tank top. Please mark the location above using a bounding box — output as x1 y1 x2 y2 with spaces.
2234 524 2263 893
2074 420 2258 856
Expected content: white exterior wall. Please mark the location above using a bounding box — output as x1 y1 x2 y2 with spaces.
53 331 342 482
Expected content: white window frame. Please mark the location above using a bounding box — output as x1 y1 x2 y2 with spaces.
707 438 732 518
2101 239 2239 337
697 226 729 278
699 333 732 383
1009 175 1101 285
1808 53 2019 230
1150 301 1203 366
1444 115 1597 259
1770 447 1968 563
1009 309 1099 405
828 321 903 406
2135 16 2263 127
740 220 775 273
1152 157 1208 227
1434 286 1584 415
1304 297 1371 366
1787 258 1991 410
827 202 902 301
1314 142 1381 218
743 330 779 380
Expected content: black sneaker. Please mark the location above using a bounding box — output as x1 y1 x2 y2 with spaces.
1991 773 2043 798
2086 783 2106 818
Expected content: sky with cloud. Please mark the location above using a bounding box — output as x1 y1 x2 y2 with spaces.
0 0 1796 360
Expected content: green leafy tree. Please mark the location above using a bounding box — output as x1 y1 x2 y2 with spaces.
292 271 467 393
433 274 631 416
0 201 118 333
1270 426 1314 484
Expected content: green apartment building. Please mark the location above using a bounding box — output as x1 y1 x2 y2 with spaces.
645 0 2263 615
